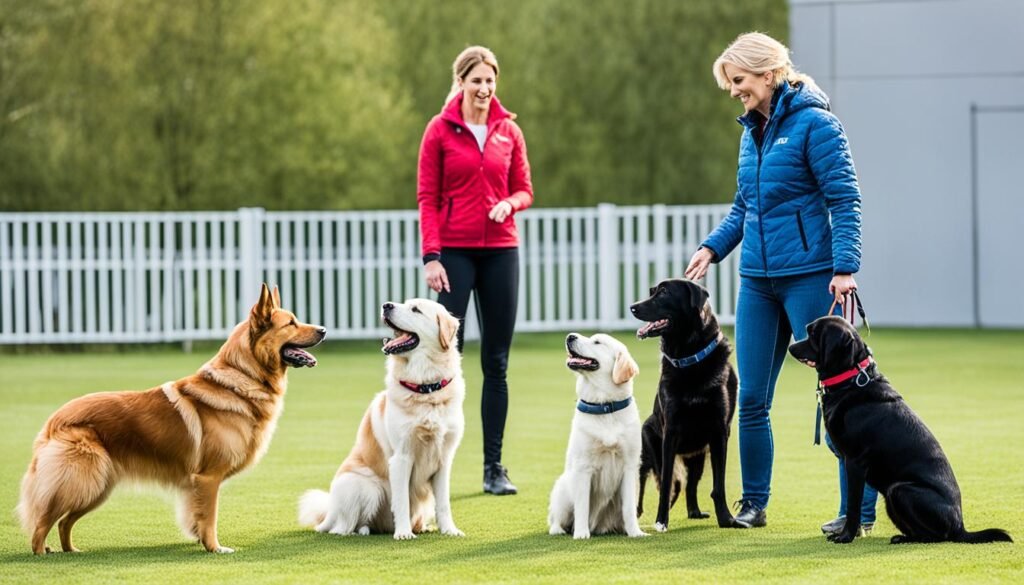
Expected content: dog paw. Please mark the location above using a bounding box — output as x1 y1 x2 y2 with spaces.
212 546 235 554
357 526 370 536
549 524 567 536
689 511 711 520
627 530 649 538
393 530 417 540
441 527 465 537
827 532 855 544
654 522 668 533
573 531 591 540
890 535 911 544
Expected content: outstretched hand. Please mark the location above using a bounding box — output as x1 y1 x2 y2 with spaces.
685 247 715 281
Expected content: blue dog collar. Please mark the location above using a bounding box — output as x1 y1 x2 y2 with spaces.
662 333 723 369
577 396 633 415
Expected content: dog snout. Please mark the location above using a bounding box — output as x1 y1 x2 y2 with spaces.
315 326 327 339
382 302 394 314
629 304 639 315
566 333 578 343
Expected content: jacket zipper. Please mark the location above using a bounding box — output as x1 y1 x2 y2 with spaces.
796 210 809 251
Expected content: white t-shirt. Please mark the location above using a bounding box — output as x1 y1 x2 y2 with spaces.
467 123 487 152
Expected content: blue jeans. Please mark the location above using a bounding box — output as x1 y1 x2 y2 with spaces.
735 270 877 514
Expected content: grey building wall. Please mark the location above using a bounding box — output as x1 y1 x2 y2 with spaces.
788 0 1024 327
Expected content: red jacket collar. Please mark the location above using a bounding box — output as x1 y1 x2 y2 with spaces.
820 356 874 389
440 93 513 129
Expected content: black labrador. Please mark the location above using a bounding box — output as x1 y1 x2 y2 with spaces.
631 278 739 531
789 316 1012 544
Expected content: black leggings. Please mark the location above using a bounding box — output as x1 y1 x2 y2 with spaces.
437 247 518 467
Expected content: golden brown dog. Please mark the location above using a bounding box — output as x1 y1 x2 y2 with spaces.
17 284 325 554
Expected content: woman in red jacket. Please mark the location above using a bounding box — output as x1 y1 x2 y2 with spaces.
417 46 534 495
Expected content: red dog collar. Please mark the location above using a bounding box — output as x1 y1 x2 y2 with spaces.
820 357 873 389
399 378 451 394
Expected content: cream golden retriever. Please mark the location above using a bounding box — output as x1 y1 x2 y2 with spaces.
548 333 647 539
18 284 325 554
299 298 465 539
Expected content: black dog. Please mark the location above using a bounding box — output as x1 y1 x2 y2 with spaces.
789 316 1012 545
631 278 739 531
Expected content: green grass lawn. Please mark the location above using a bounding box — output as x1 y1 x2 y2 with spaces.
1 329 1021 584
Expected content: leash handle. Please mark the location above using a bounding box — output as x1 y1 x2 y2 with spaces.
828 290 871 336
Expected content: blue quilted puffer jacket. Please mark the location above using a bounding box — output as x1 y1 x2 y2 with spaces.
702 81 862 278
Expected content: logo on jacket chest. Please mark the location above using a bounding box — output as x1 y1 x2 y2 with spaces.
774 137 789 145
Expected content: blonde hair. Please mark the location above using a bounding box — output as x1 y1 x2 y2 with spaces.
712 32 818 92
445 46 500 104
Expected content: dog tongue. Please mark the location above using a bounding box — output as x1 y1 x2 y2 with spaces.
383 333 414 351
283 347 317 367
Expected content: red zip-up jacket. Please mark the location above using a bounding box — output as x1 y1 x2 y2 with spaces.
417 94 534 260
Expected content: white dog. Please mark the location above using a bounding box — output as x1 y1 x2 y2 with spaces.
548 332 647 539
298 299 465 540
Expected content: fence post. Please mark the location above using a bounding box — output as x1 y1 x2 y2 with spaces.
238 207 265 319
597 203 619 329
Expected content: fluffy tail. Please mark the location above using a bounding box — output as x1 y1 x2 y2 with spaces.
955 528 1013 544
297 489 330 528
17 428 113 551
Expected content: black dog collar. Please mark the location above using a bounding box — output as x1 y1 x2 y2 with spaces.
399 378 451 394
662 333 723 369
577 396 633 415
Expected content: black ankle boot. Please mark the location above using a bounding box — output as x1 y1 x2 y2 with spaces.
483 463 518 495
733 500 767 528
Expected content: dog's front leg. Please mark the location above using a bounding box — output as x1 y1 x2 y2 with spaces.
189 473 231 553
654 430 679 532
570 471 592 539
620 469 648 537
829 457 866 544
431 441 464 537
389 453 416 540
709 432 736 528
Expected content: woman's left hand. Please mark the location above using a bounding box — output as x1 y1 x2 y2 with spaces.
488 200 513 223
829 274 858 303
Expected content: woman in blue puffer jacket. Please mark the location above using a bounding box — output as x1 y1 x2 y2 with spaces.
685 32 878 532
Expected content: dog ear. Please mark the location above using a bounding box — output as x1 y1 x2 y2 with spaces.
250 283 275 330
688 281 711 313
437 312 459 351
612 351 640 385
271 285 282 309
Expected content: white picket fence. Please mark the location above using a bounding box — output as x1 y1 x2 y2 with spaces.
0 204 737 344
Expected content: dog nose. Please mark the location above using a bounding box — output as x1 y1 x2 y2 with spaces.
316 326 327 337
629 304 638 314
382 302 394 313
566 333 578 343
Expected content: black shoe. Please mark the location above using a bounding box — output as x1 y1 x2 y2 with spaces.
483 463 518 495
733 500 767 528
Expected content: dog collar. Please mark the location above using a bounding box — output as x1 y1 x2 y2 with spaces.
820 357 874 390
576 396 633 415
399 378 451 394
662 333 723 369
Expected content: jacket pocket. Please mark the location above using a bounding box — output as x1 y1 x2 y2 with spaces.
795 211 809 252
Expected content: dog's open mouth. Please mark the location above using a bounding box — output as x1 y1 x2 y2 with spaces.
282 345 318 368
565 349 599 371
382 317 420 355
636 319 670 339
